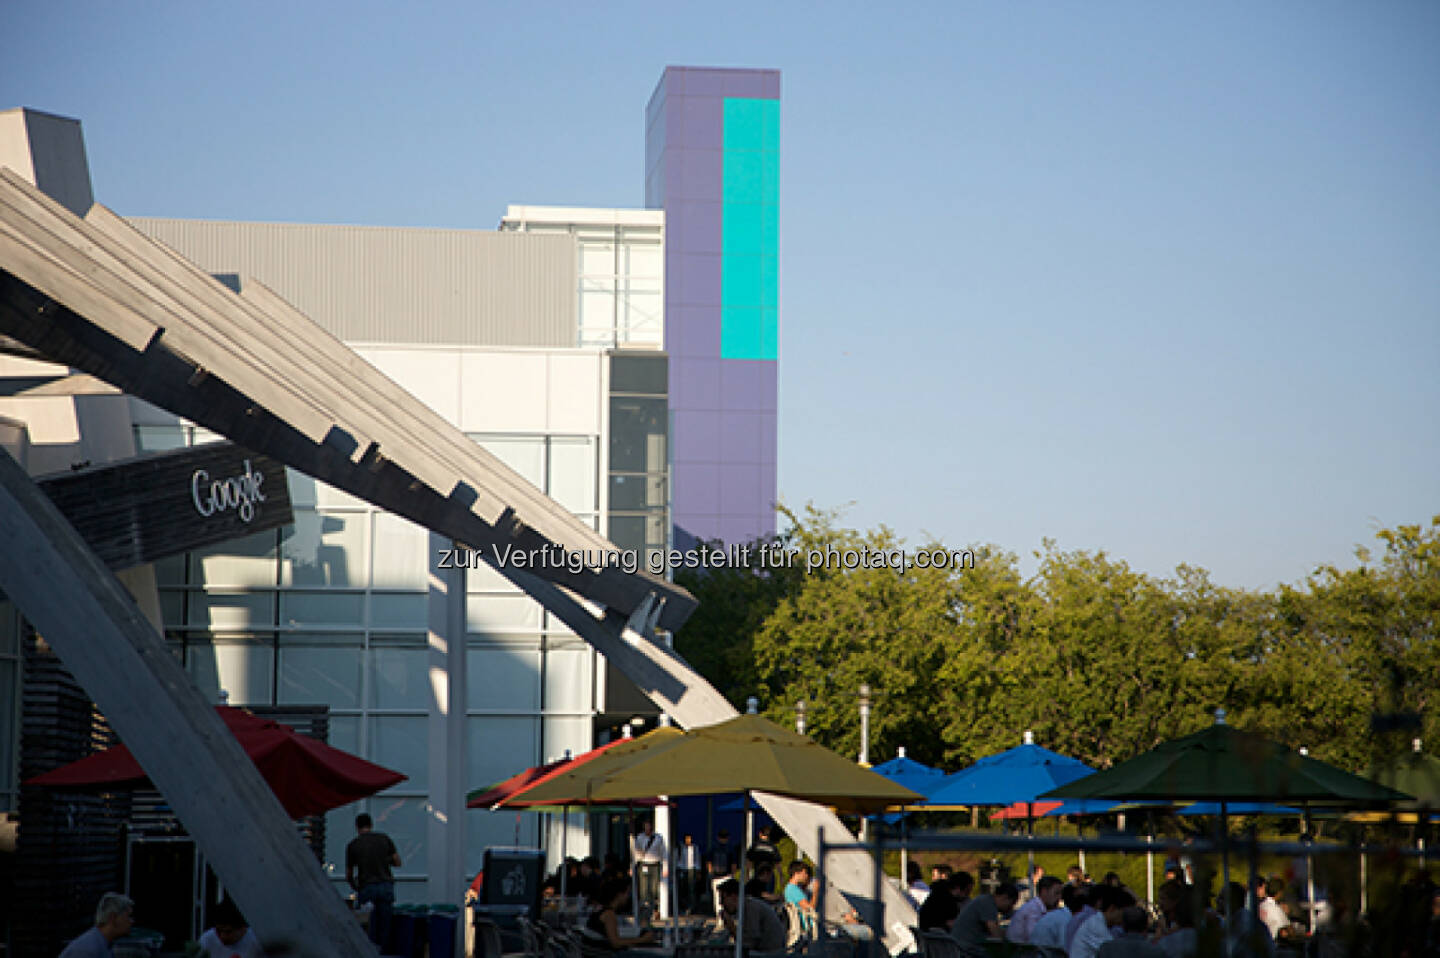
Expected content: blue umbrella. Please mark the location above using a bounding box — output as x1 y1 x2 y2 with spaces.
871 748 948 800
870 748 949 885
926 731 1096 807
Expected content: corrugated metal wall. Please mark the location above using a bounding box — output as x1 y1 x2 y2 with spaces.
128 218 576 347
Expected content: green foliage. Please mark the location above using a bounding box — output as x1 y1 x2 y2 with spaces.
671 508 1440 778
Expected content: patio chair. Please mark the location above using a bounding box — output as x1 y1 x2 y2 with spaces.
518 916 552 958
474 918 508 958
675 944 739 958
919 931 962 958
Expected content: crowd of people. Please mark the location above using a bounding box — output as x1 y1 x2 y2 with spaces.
912 858 1440 957
57 817 1440 957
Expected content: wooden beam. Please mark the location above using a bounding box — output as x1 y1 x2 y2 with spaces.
0 169 695 629
0 447 376 955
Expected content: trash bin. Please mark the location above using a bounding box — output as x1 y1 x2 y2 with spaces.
428 904 460 958
391 906 424 958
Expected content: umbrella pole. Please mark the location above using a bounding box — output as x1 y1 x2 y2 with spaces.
561 805 569 899
1360 828 1367 915
870 819 884 958
1077 821 1086 876
1220 801 1231 932
629 803 640 922
1303 806 1316 935
900 809 908 892
1146 820 1154 907
1246 820 1259 916
1026 804 1035 890
736 791 749 958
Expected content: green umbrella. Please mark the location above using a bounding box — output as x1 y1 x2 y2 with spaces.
1042 710 1411 935
1370 740 1440 811
1346 740 1440 824
1041 711 1410 805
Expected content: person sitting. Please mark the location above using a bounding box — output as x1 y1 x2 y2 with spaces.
1071 886 1135 958
196 899 264 958
782 861 818 940
747 863 782 904
906 860 931 906
59 893 134 958
918 878 959 932
1218 882 1276 958
1007 875 1062 943
718 877 786 953
584 878 657 953
1255 876 1289 941
1029 881 1079 949
1096 906 1165 957
1065 884 1100 952
949 881 1017 958
1154 883 1199 958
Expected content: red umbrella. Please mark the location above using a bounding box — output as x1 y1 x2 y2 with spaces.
467 735 665 809
26 706 406 818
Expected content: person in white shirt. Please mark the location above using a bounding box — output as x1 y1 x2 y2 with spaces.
1071 886 1133 958
195 900 265 958
1029 882 1079 949
631 819 667 920
1007 875 1062 943
1255 877 1289 941
906 861 931 906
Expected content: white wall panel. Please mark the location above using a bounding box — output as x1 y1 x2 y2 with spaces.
459 352 548 432
547 354 602 434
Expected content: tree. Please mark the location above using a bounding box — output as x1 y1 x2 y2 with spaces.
670 505 1439 780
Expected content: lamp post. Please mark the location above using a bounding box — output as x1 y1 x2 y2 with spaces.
795 700 807 735
858 684 872 842
858 683 871 767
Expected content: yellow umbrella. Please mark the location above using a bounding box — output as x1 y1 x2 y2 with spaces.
511 711 921 812
511 710 919 958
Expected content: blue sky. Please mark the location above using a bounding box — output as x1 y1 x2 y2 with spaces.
7 1 1438 590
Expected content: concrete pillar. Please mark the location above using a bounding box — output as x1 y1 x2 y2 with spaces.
427 533 467 917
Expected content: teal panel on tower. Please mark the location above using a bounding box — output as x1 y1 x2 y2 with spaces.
721 97 779 361
721 306 764 359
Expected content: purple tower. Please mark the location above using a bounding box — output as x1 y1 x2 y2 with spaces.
646 66 780 549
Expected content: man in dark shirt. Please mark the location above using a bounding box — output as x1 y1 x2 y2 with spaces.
919 878 959 931
347 813 401 948
949 882 1017 958
745 825 782 898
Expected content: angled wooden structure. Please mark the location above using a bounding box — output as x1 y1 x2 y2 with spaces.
0 167 693 631
0 167 917 952
0 446 376 953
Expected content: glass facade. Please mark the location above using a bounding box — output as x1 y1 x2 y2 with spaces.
607 354 670 567
133 412 610 901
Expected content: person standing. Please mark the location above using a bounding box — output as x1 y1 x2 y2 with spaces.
631 819 666 920
347 812 401 948
676 833 703 914
59 893 134 957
